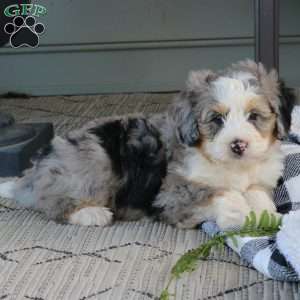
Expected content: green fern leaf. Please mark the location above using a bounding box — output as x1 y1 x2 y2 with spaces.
249 211 257 228
243 215 251 230
258 210 268 229
160 210 283 300
263 211 270 229
160 289 170 300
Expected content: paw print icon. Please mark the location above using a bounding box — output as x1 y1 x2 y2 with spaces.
4 16 45 48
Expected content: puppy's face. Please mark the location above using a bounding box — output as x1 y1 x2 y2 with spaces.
171 60 290 164
199 76 276 162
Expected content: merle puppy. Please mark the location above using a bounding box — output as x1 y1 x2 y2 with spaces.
0 60 295 229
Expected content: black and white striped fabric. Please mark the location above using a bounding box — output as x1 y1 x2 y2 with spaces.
202 139 300 281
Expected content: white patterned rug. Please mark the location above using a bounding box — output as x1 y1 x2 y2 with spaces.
0 94 299 300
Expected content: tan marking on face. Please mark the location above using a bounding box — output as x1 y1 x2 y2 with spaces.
245 96 272 115
245 96 277 143
212 103 229 115
266 119 277 143
258 114 277 146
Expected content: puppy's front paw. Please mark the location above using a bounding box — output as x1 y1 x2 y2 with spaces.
68 207 113 226
214 191 251 230
244 186 278 216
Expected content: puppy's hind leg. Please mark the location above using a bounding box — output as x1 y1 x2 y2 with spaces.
64 200 113 226
32 195 113 227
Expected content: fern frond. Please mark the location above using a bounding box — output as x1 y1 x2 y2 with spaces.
160 211 282 299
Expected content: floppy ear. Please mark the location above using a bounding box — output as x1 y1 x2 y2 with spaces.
260 68 295 139
278 80 296 137
168 70 216 146
231 59 294 139
168 93 200 146
186 69 217 93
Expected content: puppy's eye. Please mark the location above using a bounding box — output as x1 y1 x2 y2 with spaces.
211 114 224 125
248 112 259 121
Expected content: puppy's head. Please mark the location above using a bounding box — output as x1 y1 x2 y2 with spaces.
170 59 292 163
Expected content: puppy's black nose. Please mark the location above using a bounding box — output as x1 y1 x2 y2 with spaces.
230 139 248 156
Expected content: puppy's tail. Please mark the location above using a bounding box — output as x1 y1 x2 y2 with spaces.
0 180 16 199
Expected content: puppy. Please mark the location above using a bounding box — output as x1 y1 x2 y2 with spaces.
0 60 294 230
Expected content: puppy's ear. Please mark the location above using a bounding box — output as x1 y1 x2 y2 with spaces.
260 68 295 139
278 80 296 136
168 93 199 146
169 70 216 146
232 59 294 139
186 69 217 93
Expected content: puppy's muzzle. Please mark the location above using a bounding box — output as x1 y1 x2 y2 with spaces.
230 139 248 156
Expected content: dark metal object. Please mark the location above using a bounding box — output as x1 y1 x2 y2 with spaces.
0 121 54 177
254 0 280 72
0 112 14 128
0 124 36 147
0 0 53 177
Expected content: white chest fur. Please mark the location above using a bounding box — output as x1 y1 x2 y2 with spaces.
176 145 284 191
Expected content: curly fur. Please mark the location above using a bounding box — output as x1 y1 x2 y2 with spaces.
0 60 295 229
